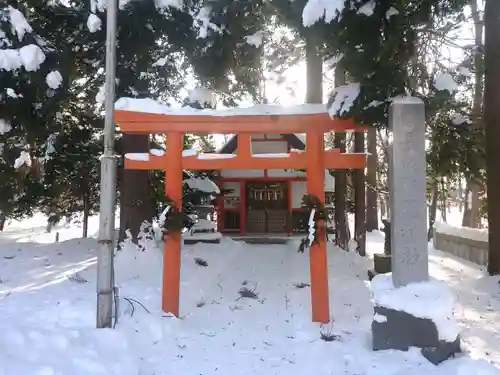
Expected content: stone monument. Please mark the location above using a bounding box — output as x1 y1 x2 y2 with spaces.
370 97 460 364
388 98 428 285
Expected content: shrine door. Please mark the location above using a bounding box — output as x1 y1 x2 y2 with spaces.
246 181 288 234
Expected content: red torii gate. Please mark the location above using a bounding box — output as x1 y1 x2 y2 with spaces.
115 107 367 323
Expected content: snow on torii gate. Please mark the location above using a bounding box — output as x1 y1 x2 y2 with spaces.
115 103 367 323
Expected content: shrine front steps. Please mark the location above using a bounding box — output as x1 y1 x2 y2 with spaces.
228 235 291 245
184 238 221 245
184 234 324 246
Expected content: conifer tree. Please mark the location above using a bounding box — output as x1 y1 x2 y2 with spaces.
0 3 69 221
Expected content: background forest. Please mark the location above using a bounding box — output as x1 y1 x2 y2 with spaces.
0 0 491 247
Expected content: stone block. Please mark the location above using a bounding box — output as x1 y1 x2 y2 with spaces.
421 340 461 365
372 305 460 364
368 254 392 281
374 253 392 274
381 219 391 255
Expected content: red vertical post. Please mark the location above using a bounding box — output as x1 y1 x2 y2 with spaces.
287 180 293 236
238 134 251 158
240 181 247 235
238 135 249 235
306 131 330 323
216 176 224 233
163 132 183 316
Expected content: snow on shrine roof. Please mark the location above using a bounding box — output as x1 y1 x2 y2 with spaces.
115 98 329 117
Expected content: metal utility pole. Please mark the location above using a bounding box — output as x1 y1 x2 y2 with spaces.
97 0 118 328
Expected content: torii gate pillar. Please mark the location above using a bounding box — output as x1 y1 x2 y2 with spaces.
307 131 330 323
163 132 183 315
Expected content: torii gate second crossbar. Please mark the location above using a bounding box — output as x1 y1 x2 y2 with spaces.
115 106 368 324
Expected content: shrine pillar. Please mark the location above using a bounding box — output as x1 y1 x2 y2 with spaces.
306 131 330 323
238 134 251 235
163 132 184 316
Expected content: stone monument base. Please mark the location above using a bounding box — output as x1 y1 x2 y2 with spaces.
368 253 392 281
372 305 461 365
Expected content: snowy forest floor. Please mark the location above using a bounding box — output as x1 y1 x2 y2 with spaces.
0 214 499 375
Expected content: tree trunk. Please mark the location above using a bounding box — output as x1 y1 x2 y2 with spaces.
83 192 90 238
305 30 323 103
333 66 349 250
366 127 378 231
462 180 481 228
471 0 484 115
380 196 386 220
0 211 5 232
334 133 349 250
458 178 463 212
380 129 391 219
463 0 485 229
119 134 155 243
305 27 335 246
440 178 447 222
354 131 366 256
428 180 438 241
484 0 500 275
462 184 470 220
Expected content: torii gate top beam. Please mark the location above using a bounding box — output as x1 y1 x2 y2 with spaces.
114 100 368 135
115 111 366 134
115 101 369 173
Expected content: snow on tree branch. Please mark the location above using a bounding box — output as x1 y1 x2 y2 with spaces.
385 6 399 19
6 88 21 98
14 150 31 169
18 45 46 71
244 31 263 47
0 6 46 72
96 84 106 105
89 0 106 13
188 87 217 108
46 71 63 89
434 73 459 93
89 0 183 14
0 119 12 135
302 0 344 27
193 6 222 39
87 0 183 32
328 83 361 117
155 0 183 10
40 133 58 164
325 53 344 69
87 14 102 33
357 1 376 16
7 6 32 41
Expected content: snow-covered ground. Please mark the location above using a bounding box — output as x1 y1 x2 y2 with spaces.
435 205 466 227
0 215 499 375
